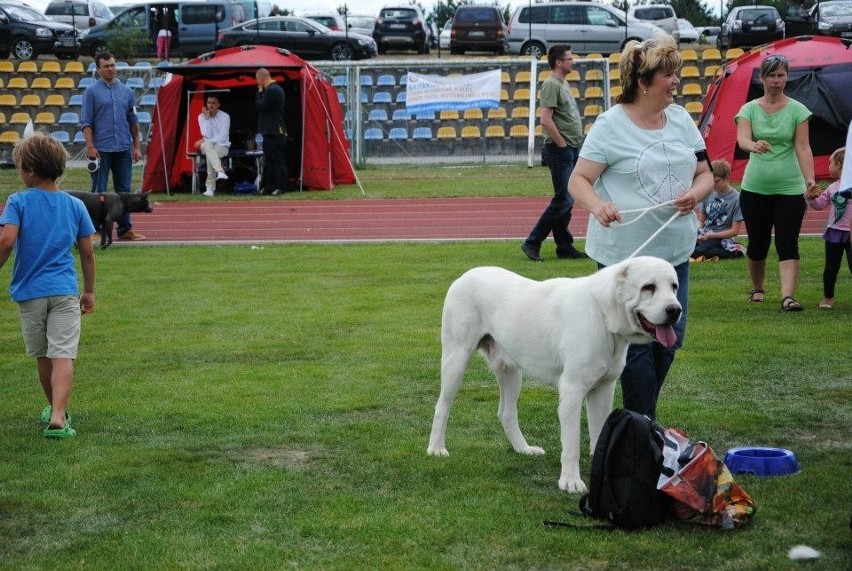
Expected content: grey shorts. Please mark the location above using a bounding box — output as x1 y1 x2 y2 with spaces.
18 295 81 359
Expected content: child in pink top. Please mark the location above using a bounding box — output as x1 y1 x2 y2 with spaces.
806 147 849 309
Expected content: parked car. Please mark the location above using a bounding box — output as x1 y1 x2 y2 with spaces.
439 18 450 50
427 20 438 49
215 16 377 60
0 0 78 59
346 14 375 38
812 0 852 38
677 18 698 43
506 1 665 57
718 5 784 49
696 25 720 40
628 4 680 43
449 4 507 55
373 4 429 54
80 0 249 58
45 0 113 31
301 11 344 32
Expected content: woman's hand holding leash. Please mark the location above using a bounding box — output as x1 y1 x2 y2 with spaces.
592 202 622 227
674 190 699 215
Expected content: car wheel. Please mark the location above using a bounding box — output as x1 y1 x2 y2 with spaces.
91 42 107 58
12 37 36 60
331 43 354 61
521 41 545 59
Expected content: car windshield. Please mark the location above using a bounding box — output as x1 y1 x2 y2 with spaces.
821 2 852 16
380 9 415 20
5 3 50 21
740 8 777 22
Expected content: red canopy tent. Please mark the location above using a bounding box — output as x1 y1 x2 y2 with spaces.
699 36 852 182
142 45 355 193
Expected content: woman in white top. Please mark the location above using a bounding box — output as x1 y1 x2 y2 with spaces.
568 35 713 420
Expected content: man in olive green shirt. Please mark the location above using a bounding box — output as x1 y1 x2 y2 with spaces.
522 44 587 261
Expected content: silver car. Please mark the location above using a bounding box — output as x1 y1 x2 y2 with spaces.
44 0 112 31
506 1 665 57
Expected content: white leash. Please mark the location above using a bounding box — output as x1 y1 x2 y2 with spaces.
610 200 682 259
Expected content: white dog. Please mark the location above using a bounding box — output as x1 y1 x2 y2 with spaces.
426 256 681 493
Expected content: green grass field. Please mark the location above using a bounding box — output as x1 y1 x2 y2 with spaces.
0 165 850 568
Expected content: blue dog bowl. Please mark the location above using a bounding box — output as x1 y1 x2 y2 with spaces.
724 447 800 477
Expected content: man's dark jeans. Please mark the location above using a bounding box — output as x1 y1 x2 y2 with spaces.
524 142 578 256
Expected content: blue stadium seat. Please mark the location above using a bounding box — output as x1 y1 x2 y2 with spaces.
116 61 129 69
58 112 79 124
368 109 388 122
372 91 392 104
139 94 157 107
376 74 395 87
73 131 86 144
399 75 408 86
412 127 433 140
395 92 407 103
364 128 383 140
133 61 152 69
360 92 368 103
332 75 348 86
50 131 70 143
388 127 408 140
415 111 435 120
360 74 373 87
125 77 145 90
337 91 346 104
86 62 96 73
77 77 95 89
67 94 83 107
392 109 411 121
136 111 152 124
148 76 164 89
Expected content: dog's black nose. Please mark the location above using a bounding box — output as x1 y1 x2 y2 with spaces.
666 305 682 323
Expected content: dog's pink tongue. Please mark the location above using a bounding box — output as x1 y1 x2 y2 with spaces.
656 324 677 348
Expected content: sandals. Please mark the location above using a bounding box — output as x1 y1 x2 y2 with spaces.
43 420 76 439
781 296 804 312
819 299 834 309
747 289 764 303
40 405 71 425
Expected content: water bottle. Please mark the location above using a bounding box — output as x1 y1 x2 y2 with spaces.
255 133 263 152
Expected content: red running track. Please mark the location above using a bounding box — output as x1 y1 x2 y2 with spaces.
128 196 828 244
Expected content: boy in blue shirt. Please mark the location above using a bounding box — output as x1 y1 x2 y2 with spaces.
0 134 96 438
691 160 745 262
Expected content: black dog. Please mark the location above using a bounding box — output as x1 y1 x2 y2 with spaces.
67 191 153 250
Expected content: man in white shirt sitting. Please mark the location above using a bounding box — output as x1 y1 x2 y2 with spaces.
194 94 230 197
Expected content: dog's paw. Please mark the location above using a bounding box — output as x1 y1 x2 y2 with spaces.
426 446 449 457
558 476 588 493
517 445 546 456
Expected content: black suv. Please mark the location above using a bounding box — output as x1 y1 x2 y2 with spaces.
0 0 78 59
450 4 507 55
373 5 430 54
718 6 784 49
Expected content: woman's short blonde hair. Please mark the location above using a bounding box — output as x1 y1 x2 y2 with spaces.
616 34 681 104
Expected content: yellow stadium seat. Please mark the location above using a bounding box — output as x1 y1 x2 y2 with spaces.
485 125 505 138
610 85 623 100
40 61 61 74
584 87 603 99
680 49 698 62
0 94 17 106
34 111 56 124
0 60 14 73
63 61 85 74
514 71 531 84
0 131 21 143
486 107 507 119
583 104 603 118
608 52 621 66
17 61 38 74
436 126 457 139
570 87 580 99
500 71 510 83
43 94 66 107
682 83 703 97
0 78 3 89
685 101 704 115
538 70 551 82
513 88 530 101
584 123 594 135
725 48 744 60
509 125 528 138
463 108 483 120
0 111 5 123
701 48 722 62
565 70 580 82
19 94 41 107
704 65 721 78
461 126 481 139
30 77 51 89
54 77 76 90
535 124 542 136
511 106 529 119
681 66 700 78
585 69 604 82
10 112 31 124
7 77 27 90
439 110 459 121
500 88 509 101
609 69 621 82
585 52 603 60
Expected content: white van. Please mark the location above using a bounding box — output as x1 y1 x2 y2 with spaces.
627 4 680 44
44 1 113 31
506 1 665 57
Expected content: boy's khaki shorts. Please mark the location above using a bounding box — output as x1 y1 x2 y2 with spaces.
18 295 81 359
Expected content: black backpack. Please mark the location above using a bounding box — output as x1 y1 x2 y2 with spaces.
579 409 672 529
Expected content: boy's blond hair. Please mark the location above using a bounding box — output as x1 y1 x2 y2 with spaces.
830 146 845 167
12 133 68 181
711 159 731 180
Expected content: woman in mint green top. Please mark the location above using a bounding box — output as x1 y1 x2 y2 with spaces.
735 54 818 311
